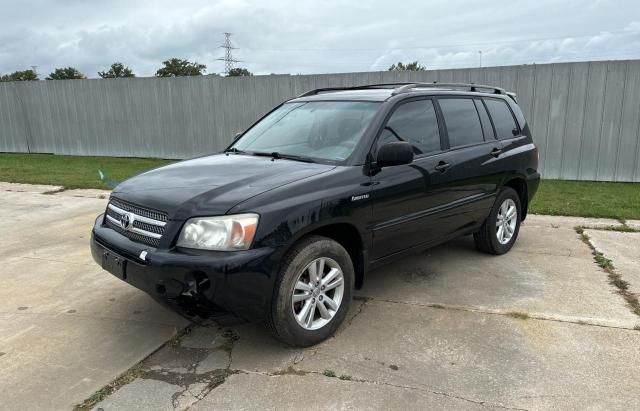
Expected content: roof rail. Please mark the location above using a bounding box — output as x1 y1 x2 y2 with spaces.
297 82 518 102
296 83 416 98
391 82 507 96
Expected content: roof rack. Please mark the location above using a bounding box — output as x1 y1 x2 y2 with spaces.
391 82 506 95
296 83 413 98
297 82 517 102
390 82 518 102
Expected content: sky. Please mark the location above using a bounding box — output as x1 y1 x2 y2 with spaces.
1 0 639 78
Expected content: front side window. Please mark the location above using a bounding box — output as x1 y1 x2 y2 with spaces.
438 98 484 148
377 99 441 155
484 98 519 139
232 101 380 162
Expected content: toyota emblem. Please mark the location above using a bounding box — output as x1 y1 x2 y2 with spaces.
120 213 133 230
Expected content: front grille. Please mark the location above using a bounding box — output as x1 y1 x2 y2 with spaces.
104 198 168 247
109 198 168 222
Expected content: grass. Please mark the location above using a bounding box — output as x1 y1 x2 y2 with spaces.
1 154 639 220
0 153 175 190
530 179 640 220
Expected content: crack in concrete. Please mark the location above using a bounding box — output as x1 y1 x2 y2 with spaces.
42 187 67 195
172 327 239 410
347 296 369 326
354 296 639 331
248 367 528 410
576 227 640 319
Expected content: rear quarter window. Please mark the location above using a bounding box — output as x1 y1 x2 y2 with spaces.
474 99 495 140
484 98 519 139
438 98 484 148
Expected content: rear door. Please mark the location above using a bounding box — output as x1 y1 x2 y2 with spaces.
482 97 531 173
428 96 505 234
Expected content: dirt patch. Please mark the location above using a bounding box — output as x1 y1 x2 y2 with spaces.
402 267 438 283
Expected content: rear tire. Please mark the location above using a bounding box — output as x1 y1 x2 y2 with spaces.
267 235 354 347
474 187 522 255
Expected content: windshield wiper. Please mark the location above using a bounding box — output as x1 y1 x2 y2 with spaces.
251 151 316 163
224 147 247 154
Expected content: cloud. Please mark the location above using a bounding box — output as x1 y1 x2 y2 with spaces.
0 0 639 78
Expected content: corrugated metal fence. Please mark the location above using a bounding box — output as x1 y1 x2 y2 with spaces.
1 60 640 181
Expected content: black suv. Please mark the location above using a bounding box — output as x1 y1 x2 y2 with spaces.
91 83 539 346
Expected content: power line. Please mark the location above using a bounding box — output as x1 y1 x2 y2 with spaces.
241 29 640 52
216 32 241 75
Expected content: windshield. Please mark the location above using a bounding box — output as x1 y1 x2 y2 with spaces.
231 101 380 162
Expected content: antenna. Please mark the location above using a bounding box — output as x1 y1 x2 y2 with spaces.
216 33 241 76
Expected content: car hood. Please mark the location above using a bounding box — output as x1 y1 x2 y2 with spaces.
112 154 336 219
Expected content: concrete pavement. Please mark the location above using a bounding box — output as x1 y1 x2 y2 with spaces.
586 229 640 299
0 183 188 411
1 183 639 410
94 215 640 411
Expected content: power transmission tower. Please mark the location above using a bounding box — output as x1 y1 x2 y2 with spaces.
217 33 241 75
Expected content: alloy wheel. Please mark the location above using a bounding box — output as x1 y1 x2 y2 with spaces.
291 257 345 330
496 198 517 245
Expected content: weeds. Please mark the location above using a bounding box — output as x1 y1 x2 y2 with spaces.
274 367 308 376
507 311 530 320
594 253 614 270
575 227 640 319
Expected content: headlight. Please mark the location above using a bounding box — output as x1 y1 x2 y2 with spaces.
177 214 259 251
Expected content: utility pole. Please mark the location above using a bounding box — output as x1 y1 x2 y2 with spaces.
478 51 482 68
217 33 241 76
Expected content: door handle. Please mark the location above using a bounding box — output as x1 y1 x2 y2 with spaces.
490 147 502 157
434 161 451 172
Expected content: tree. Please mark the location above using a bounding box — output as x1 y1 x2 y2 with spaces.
98 62 135 78
227 67 252 77
46 67 86 80
388 61 427 71
155 58 206 77
0 69 38 82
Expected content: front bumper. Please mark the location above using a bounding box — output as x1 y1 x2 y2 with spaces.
91 214 278 320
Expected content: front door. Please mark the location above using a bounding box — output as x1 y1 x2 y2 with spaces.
369 98 448 260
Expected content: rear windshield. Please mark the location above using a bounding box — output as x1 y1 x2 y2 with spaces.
232 101 380 162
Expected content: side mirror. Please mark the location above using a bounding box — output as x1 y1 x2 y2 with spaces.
376 142 414 167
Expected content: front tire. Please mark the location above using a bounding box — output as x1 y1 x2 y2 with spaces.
267 235 354 347
474 187 522 255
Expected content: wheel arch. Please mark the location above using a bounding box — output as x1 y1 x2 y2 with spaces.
279 221 367 289
502 177 529 220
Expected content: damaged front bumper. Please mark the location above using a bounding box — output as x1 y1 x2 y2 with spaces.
90 214 277 320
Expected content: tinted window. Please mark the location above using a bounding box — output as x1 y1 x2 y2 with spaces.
484 98 519 139
378 99 441 155
439 98 484 147
474 99 495 139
